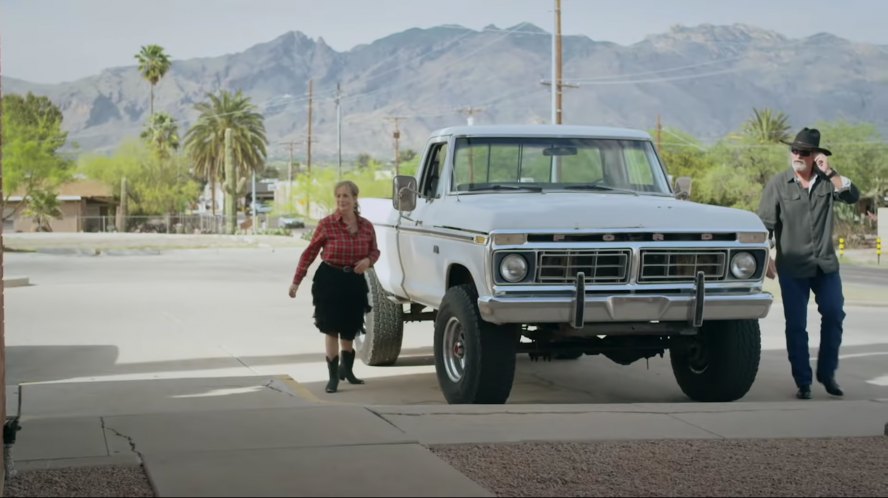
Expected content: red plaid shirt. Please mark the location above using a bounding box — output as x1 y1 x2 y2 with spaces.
292 212 380 285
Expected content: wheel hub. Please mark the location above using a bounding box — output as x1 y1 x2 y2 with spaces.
443 317 466 383
452 340 465 358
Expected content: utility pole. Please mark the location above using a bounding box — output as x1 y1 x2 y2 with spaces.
553 0 562 124
279 140 298 209
539 77 578 124
336 82 343 180
656 114 663 152
306 79 313 175
281 140 298 183
457 106 485 126
386 116 407 176
540 0 579 124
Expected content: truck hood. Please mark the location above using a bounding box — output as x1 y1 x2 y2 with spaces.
434 192 765 233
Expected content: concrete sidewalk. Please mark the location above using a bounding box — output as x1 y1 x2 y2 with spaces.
7 376 888 497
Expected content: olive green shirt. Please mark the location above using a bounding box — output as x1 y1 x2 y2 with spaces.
758 169 860 278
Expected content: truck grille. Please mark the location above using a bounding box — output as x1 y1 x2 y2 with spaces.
537 250 630 284
639 250 726 282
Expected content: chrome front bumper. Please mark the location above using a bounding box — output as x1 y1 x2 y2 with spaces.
477 292 773 325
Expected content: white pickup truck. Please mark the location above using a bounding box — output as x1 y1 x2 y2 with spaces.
360 125 773 404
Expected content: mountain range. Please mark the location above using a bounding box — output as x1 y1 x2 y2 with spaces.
4 22 888 162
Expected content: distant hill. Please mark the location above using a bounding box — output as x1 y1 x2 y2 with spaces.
3 22 888 162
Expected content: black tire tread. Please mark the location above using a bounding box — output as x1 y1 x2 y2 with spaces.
435 284 518 404
361 269 404 366
670 319 761 402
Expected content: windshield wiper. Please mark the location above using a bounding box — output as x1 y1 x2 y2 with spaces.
563 184 639 196
467 184 543 192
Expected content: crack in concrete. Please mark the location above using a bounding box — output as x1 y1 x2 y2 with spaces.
666 413 727 439
101 419 145 464
364 407 409 434
262 380 299 398
374 407 815 417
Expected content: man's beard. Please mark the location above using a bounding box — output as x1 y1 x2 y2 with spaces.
791 159 807 173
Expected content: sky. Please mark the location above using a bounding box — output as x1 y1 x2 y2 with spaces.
1 0 886 84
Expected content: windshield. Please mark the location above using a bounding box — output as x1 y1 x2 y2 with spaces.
451 137 671 194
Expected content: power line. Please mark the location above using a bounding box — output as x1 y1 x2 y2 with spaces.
573 67 748 86
568 55 749 83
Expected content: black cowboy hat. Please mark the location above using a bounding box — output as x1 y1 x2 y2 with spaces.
782 127 832 156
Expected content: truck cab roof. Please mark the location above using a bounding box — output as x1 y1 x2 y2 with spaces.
428 125 652 141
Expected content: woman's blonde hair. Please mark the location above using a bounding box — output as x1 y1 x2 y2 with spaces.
335 180 360 215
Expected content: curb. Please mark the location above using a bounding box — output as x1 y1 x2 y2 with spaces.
4 276 30 288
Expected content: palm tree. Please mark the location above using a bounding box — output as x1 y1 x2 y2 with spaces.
183 90 267 217
135 44 172 116
140 112 180 159
742 108 791 144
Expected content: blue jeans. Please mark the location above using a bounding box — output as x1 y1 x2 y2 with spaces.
777 269 845 387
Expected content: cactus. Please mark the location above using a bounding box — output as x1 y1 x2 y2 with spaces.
116 177 128 232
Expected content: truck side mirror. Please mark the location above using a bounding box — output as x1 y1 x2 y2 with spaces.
674 176 692 200
393 175 418 212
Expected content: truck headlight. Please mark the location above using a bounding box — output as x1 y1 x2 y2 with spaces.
499 254 528 283
730 252 756 279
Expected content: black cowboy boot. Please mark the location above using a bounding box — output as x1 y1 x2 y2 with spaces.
339 350 365 385
325 356 339 393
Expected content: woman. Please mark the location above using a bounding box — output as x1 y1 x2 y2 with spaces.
288 180 379 393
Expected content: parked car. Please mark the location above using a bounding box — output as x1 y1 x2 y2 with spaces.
278 215 306 229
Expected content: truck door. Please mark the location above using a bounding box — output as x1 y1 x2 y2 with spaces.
399 140 449 306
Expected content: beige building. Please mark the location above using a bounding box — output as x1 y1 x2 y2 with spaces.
4 179 117 233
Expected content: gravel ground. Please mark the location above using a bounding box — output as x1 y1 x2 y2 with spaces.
431 437 888 497
3 438 885 496
3 465 154 497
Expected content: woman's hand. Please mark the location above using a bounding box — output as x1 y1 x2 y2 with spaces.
288 283 299 298
766 259 777 280
354 258 372 274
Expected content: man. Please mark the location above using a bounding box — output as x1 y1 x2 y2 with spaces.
758 128 860 399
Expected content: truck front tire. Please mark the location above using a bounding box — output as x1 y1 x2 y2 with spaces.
670 319 761 402
434 285 519 404
358 269 404 366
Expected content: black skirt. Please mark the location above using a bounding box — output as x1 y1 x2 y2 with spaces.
311 262 371 340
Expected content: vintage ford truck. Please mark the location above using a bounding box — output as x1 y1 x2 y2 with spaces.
359 125 773 404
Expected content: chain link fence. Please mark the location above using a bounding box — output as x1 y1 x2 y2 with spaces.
78 214 297 234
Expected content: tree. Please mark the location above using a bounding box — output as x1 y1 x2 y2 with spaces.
79 140 200 218
742 108 791 145
814 120 888 199
135 44 172 116
22 189 63 232
710 107 792 196
1 93 71 222
814 120 888 229
356 153 372 169
183 90 268 218
650 126 716 186
140 112 180 159
398 149 417 163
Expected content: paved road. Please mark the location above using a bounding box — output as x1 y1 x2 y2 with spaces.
5 246 887 407
841 263 888 286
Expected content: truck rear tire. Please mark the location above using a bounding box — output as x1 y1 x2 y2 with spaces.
434 285 519 404
357 269 404 366
670 319 761 402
